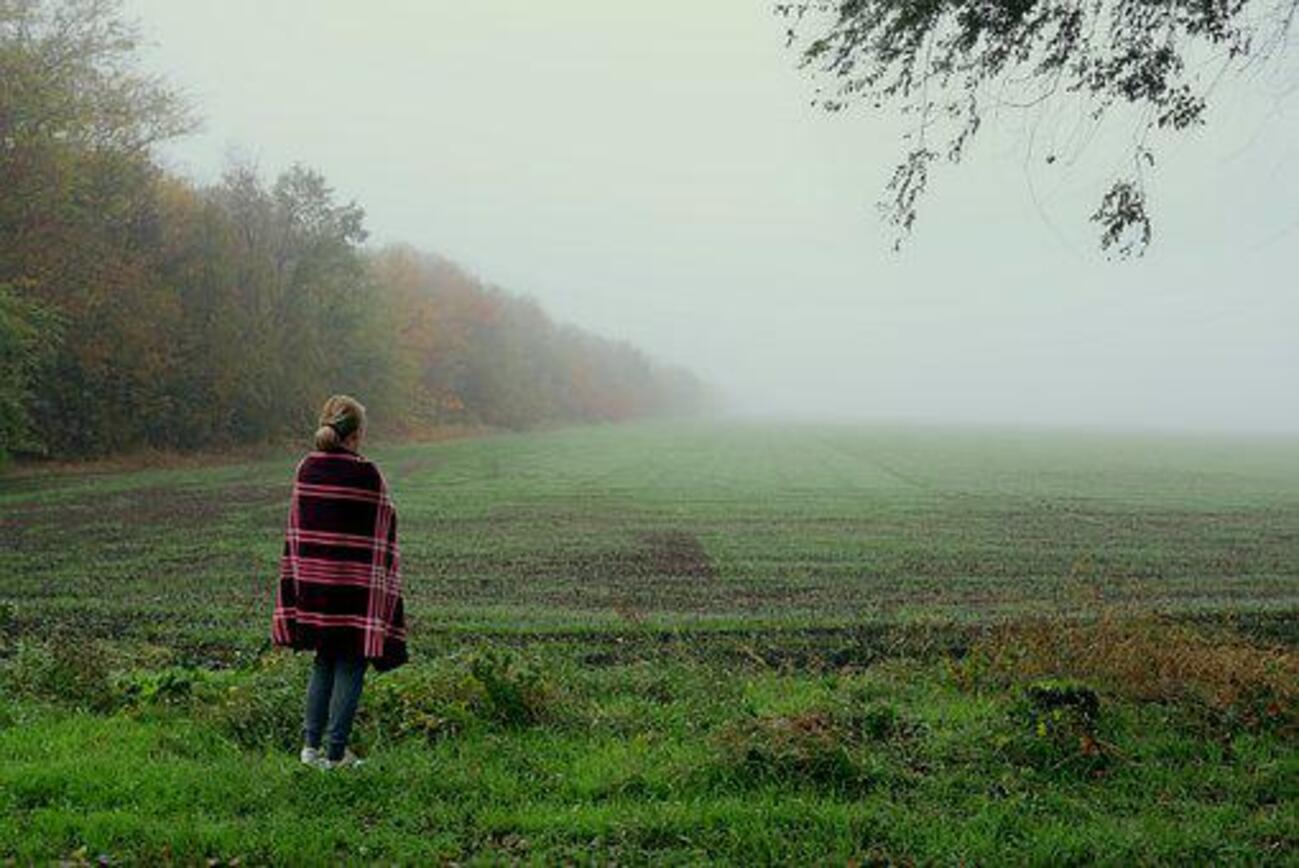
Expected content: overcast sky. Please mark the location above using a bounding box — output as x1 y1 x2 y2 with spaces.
125 1 1299 432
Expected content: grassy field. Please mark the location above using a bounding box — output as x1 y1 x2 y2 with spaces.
1 422 1297 863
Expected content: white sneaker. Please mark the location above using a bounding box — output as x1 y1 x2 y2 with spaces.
326 749 365 770
299 746 329 768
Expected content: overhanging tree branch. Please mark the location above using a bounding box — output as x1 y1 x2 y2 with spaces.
779 0 1299 257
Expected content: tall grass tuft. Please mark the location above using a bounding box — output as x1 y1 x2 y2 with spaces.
954 611 1298 735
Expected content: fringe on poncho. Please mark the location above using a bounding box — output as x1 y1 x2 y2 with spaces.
272 449 408 671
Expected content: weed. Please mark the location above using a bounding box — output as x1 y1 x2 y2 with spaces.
359 647 556 744
361 663 479 743
112 666 211 708
202 654 303 749
1002 678 1110 775
717 711 858 788
714 709 875 791
1024 679 1101 723
955 613 1298 735
0 601 16 652
837 694 915 742
467 648 552 728
0 638 115 712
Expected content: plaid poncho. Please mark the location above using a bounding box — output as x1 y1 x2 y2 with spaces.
272 449 408 671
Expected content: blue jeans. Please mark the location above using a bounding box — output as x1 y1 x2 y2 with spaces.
303 650 367 761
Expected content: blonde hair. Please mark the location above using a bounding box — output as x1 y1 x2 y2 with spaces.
314 394 367 451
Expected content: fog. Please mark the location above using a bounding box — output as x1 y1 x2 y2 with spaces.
126 0 1299 433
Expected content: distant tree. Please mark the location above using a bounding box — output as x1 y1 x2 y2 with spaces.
1 0 195 454
0 284 60 460
205 162 378 441
780 0 1299 256
0 0 195 150
0 0 194 269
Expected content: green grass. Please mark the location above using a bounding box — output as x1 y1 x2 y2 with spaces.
1 421 1297 863
1 652 1294 865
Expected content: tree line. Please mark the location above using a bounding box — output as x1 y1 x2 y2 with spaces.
0 0 710 461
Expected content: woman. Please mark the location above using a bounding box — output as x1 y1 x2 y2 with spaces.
272 395 407 769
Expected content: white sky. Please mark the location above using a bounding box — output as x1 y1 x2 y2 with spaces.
126 0 1299 432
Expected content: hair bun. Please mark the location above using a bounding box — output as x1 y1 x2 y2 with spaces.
314 424 340 451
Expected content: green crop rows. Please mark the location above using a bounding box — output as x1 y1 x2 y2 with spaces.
5 421 1298 645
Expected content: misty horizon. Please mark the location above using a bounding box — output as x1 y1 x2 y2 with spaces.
125 0 1299 434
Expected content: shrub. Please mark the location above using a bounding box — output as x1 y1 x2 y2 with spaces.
202 653 304 749
716 710 866 790
360 664 480 743
838 696 915 743
712 689 917 792
1001 678 1110 775
467 648 552 728
354 647 556 745
0 637 115 712
953 614 1298 736
1024 679 1100 724
113 666 212 708
0 601 16 653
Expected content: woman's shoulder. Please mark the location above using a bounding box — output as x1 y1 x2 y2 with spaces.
298 449 383 489
302 447 372 463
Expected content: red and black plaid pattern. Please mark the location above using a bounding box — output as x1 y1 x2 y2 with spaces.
272 450 407 670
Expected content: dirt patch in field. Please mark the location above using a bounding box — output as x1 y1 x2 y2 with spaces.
530 530 716 583
127 483 283 526
634 531 716 580
5 483 282 538
439 529 723 614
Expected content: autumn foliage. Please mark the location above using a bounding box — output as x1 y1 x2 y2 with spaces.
0 0 709 460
